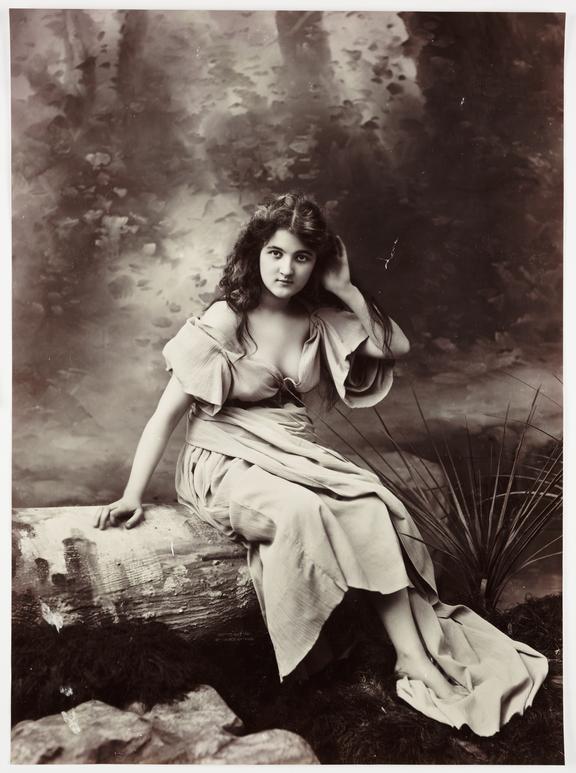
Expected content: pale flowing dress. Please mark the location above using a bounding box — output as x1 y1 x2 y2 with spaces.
162 305 548 737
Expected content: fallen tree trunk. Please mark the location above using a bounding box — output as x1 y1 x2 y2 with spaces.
13 452 448 640
13 504 260 641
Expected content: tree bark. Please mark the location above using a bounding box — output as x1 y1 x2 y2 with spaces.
13 504 260 641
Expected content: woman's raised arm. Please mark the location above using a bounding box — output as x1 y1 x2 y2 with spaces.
345 287 410 359
321 237 410 359
94 375 194 530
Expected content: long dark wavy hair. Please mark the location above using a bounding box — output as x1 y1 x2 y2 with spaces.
205 192 393 407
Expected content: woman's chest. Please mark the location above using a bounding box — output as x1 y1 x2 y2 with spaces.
246 312 311 381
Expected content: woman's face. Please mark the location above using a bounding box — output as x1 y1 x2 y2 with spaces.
259 229 318 301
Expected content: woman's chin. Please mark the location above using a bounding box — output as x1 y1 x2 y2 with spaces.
260 282 305 305
270 284 298 297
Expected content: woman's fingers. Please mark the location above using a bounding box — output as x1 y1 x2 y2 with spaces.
108 502 123 527
125 507 144 530
93 502 144 530
337 237 349 263
95 506 111 530
94 501 122 530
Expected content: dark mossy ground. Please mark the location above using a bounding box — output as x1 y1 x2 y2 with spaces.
13 594 563 764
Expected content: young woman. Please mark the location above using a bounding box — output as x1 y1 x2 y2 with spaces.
95 193 547 736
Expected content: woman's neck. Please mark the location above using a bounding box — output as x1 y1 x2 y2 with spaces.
258 288 299 314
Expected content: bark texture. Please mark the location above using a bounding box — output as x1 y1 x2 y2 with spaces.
13 504 259 640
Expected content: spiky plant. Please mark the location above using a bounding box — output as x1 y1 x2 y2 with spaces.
317 388 562 612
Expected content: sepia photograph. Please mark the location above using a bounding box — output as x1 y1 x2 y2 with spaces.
8 5 567 765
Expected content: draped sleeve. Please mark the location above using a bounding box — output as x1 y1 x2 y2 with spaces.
312 306 394 408
162 317 240 416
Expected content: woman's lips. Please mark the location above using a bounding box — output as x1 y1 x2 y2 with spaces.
277 279 293 284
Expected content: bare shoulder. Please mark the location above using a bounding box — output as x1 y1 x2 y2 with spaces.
200 300 239 337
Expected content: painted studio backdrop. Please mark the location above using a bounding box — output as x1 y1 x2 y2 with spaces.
12 11 562 606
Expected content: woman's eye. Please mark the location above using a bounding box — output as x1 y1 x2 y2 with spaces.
296 255 309 263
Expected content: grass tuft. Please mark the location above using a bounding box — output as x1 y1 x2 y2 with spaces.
322 387 562 612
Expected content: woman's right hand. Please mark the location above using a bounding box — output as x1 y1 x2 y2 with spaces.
94 495 145 531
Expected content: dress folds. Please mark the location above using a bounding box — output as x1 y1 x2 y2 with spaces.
162 305 548 737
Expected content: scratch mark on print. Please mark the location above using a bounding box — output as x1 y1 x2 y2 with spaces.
59 685 74 697
40 601 64 632
170 540 175 557
379 237 399 269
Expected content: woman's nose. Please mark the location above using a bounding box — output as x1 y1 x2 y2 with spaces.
280 257 294 276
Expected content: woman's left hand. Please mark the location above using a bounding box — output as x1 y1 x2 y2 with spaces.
321 236 353 295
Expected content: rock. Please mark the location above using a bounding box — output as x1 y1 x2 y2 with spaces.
11 701 168 764
146 686 317 764
11 686 319 764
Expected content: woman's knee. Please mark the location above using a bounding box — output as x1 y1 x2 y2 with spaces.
229 501 277 543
